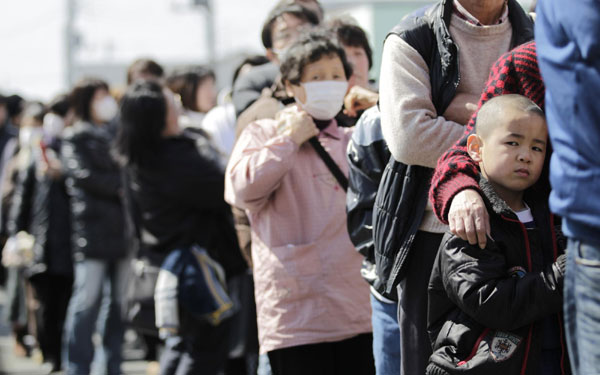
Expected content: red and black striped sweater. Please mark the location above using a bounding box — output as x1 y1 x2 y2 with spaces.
430 41 547 223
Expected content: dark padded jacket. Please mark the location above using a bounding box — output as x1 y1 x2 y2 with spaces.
372 0 535 298
7 139 72 277
346 106 391 296
61 121 127 261
127 131 246 278
427 179 570 375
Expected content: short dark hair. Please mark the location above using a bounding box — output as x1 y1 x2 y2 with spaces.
127 58 165 85
115 80 166 167
166 65 215 112
327 18 373 69
261 3 320 50
47 94 70 117
69 78 109 122
232 55 270 87
6 95 25 119
280 29 353 86
475 94 545 138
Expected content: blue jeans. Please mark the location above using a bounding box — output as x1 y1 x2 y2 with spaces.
564 239 600 374
371 293 400 375
63 259 129 375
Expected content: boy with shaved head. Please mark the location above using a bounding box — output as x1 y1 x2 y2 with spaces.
426 95 571 375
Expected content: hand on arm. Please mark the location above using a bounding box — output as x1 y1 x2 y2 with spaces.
448 189 490 249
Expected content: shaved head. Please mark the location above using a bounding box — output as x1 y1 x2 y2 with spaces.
475 94 544 139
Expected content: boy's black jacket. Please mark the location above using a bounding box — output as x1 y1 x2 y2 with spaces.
427 178 571 375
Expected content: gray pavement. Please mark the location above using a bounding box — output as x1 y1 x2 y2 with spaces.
0 288 153 375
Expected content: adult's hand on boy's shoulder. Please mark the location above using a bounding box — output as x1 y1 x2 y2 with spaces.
449 189 490 249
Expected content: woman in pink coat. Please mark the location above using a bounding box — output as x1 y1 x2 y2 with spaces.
225 30 373 375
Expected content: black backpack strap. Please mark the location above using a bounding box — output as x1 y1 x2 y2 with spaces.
308 137 348 192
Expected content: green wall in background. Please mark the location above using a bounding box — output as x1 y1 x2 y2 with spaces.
370 2 433 84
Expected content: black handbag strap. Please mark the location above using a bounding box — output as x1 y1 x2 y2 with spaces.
308 137 348 192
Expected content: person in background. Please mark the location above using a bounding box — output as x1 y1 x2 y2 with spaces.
61 78 128 375
0 94 19 286
235 2 320 131
327 18 379 127
3 100 43 359
202 55 269 160
7 96 73 373
225 31 374 375
127 58 165 86
167 66 217 132
535 0 600 372
116 81 246 375
231 0 321 118
374 1 534 374
346 106 398 375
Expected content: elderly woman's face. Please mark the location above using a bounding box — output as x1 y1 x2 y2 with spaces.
286 54 346 103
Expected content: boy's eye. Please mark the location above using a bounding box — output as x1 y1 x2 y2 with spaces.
533 146 544 152
506 141 518 146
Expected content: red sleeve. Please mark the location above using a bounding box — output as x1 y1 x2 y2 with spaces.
430 41 544 223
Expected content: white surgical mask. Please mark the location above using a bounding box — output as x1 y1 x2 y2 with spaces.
295 81 348 121
42 112 65 140
93 96 118 123
19 126 44 147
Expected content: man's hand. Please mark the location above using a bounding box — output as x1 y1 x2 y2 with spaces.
343 86 379 118
448 189 490 249
276 106 319 146
443 93 479 125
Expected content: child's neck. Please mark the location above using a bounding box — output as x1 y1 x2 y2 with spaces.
488 180 527 212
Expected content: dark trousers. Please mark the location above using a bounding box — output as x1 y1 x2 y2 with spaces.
397 230 443 375
30 273 73 369
160 315 231 375
267 333 375 375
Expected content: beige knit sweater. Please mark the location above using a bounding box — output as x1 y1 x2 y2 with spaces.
379 11 513 233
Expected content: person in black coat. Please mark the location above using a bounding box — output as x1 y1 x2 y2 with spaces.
60 78 128 375
427 95 569 375
116 80 246 375
7 98 73 372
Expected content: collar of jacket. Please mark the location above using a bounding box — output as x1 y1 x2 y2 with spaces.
319 118 342 140
477 177 550 223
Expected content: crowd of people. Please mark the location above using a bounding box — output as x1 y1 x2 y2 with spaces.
0 0 598 374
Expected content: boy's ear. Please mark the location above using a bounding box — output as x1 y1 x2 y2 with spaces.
467 134 483 163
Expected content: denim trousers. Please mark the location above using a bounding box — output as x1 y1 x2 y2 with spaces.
564 239 600 374
63 259 129 375
370 293 400 375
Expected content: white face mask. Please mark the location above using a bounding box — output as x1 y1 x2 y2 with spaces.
294 81 348 121
42 112 65 139
19 126 44 147
93 96 118 123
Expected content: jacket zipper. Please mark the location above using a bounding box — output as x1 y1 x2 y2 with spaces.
458 327 490 366
501 215 533 372
520 326 533 375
